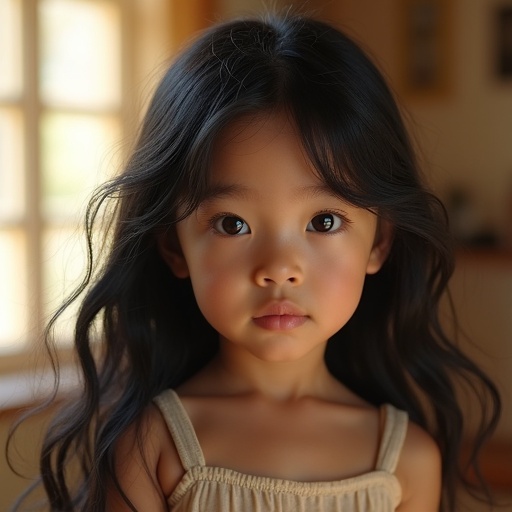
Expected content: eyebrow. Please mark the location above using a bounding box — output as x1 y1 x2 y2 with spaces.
200 183 254 204
293 184 343 201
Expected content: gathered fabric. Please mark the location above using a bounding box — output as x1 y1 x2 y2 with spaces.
153 390 408 512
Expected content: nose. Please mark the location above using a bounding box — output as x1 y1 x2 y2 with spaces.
253 239 304 287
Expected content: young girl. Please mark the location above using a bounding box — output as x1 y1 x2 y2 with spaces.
12 12 501 512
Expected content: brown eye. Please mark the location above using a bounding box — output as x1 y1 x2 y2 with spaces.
214 216 250 235
307 213 342 233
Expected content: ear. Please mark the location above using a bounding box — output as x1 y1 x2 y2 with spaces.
366 218 394 275
157 229 190 279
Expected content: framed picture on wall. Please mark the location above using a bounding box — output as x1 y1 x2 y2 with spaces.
497 6 512 78
401 0 451 97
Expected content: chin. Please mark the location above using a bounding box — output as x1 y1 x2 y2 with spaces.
249 341 322 364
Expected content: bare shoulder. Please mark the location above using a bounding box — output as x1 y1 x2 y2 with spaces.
395 420 442 512
106 403 184 511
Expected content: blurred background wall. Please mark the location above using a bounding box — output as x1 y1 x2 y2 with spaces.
1 0 511 509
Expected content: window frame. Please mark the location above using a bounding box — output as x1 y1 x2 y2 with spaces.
0 0 135 373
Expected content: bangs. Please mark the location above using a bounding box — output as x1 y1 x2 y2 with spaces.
174 85 413 224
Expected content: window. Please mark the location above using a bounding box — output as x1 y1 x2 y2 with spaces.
0 0 124 364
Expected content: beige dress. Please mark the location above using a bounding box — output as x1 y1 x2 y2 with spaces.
154 389 408 512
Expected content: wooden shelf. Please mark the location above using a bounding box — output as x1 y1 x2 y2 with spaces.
456 247 512 266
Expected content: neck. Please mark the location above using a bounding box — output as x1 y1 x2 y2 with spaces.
203 340 343 403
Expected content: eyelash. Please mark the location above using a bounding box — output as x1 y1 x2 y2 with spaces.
208 209 351 236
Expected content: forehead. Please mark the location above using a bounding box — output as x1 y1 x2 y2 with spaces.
214 112 297 153
209 112 322 187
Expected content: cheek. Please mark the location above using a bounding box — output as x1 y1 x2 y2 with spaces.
314 253 369 313
186 246 246 324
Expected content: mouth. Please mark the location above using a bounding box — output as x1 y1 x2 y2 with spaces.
253 301 308 331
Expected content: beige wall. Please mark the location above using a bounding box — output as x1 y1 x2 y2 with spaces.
409 0 512 240
219 0 270 16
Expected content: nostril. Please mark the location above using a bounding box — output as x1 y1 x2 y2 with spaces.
255 265 303 287
262 276 297 284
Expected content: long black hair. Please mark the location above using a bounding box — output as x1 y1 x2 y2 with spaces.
10 12 500 511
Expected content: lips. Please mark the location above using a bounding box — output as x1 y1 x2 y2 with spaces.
253 301 308 331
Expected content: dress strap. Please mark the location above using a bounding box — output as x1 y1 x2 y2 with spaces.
153 389 205 471
375 404 408 474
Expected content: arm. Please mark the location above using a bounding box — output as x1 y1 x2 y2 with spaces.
395 422 442 512
106 405 184 511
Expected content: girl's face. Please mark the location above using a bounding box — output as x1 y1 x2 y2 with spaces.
162 113 391 364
